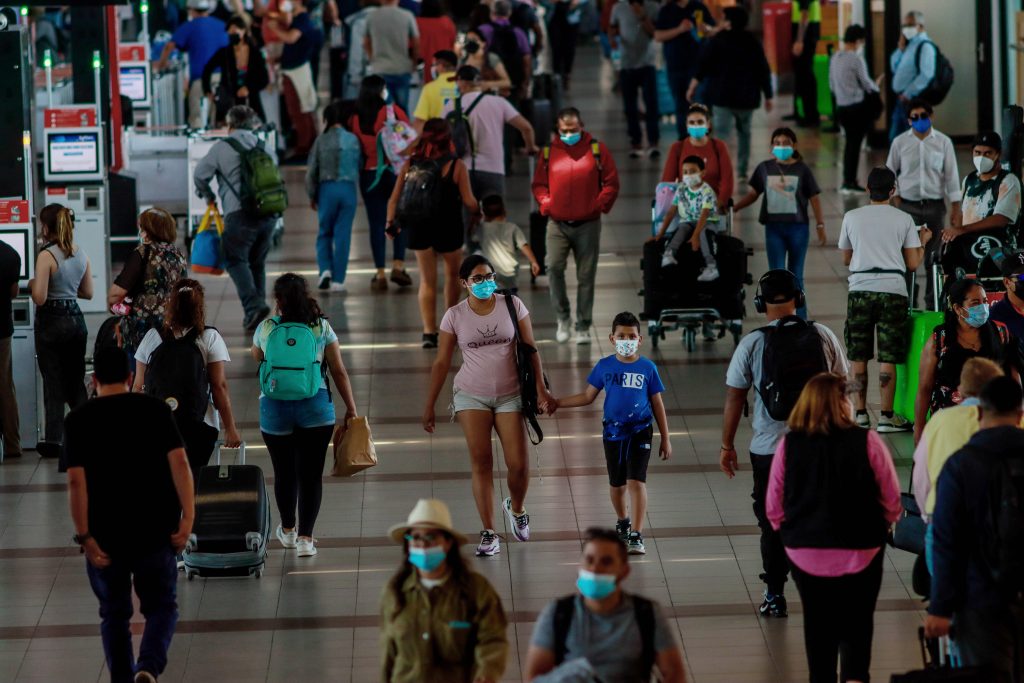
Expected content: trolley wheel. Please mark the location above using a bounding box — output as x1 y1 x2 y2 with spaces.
651 329 659 348
682 327 696 353
253 568 263 579
186 571 195 582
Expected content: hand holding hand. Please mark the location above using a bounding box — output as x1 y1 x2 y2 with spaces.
720 446 738 478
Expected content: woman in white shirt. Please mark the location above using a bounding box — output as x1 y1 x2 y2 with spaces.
133 279 242 480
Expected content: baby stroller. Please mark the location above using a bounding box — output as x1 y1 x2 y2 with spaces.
640 183 751 351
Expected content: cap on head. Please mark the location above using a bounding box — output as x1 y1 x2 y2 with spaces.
455 65 481 83
1000 250 1024 278
974 130 1002 152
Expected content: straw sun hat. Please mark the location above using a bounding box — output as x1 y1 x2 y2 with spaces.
388 499 468 546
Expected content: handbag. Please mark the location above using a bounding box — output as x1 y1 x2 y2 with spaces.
863 90 884 121
501 291 549 445
331 416 377 477
190 205 225 275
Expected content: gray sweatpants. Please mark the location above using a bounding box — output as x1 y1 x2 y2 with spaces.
666 221 719 269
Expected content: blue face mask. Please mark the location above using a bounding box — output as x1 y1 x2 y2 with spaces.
576 569 617 600
963 303 990 328
687 125 708 139
911 117 931 134
772 145 794 161
408 546 446 572
560 132 582 146
470 280 497 300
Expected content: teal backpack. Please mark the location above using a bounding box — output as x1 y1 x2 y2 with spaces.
258 318 322 400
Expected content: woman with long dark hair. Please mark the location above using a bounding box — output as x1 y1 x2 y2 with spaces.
350 75 413 291
202 15 270 124
387 118 479 348
133 279 242 480
458 27 512 95
30 203 93 461
914 278 1019 444
423 255 554 556
767 373 901 683
660 103 734 212
251 274 358 557
381 498 508 682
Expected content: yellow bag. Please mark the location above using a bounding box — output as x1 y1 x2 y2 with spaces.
331 417 377 477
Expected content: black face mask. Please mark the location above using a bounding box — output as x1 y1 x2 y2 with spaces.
229 33 243 45
464 40 480 55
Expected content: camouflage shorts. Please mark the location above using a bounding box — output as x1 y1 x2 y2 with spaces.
844 291 909 363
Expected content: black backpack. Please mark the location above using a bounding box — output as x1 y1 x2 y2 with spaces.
446 93 488 163
552 594 656 674
488 23 526 90
756 316 828 422
144 327 212 424
395 158 451 228
979 450 1024 595
914 40 955 106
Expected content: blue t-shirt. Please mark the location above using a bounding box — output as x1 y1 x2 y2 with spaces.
172 16 228 82
990 298 1024 353
587 355 665 441
281 12 321 69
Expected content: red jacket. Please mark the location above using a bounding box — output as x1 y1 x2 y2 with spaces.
531 133 620 223
661 137 734 205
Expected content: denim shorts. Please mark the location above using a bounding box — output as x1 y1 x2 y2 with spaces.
451 389 522 414
260 388 335 435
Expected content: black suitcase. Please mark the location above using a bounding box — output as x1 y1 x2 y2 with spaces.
183 442 271 580
641 232 747 321
890 628 995 682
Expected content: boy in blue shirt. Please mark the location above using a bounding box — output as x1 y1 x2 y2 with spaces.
553 311 671 554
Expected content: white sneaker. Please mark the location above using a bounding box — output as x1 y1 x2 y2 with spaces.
574 329 592 345
556 319 572 344
660 252 678 268
855 412 870 429
317 270 331 290
296 537 318 557
476 530 501 556
276 524 297 549
134 672 157 683
329 282 347 292
503 496 531 541
697 266 719 282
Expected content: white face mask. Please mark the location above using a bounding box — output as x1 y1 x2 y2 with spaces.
381 87 390 102
974 155 996 174
280 0 294 11
682 173 702 188
901 26 918 41
615 339 639 357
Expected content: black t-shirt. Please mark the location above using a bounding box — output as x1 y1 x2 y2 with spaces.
65 393 184 556
0 241 20 339
113 247 145 296
654 0 713 72
280 12 320 69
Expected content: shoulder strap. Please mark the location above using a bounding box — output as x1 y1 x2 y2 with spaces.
913 39 937 71
502 293 522 343
464 92 487 116
552 595 576 665
632 595 657 677
590 139 604 189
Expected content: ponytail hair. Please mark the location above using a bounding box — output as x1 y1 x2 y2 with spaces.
273 273 324 325
164 279 206 334
39 203 75 257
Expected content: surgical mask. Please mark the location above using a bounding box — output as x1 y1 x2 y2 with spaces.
576 569 617 600
901 26 918 41
687 125 708 139
962 303 990 328
229 33 243 45
615 339 639 357
470 280 497 299
772 145 794 161
974 155 996 174
911 117 931 134
381 87 390 103
560 132 582 146
280 0 294 11
408 546 446 572
682 173 702 188
430 65 438 80
464 39 480 54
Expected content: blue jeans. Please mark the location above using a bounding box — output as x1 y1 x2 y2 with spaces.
359 169 406 269
764 221 809 319
222 211 275 321
889 97 910 142
316 180 358 283
381 73 412 114
620 65 659 148
86 546 178 683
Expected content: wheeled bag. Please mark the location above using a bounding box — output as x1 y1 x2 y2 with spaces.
183 442 271 580
889 628 994 682
641 232 748 322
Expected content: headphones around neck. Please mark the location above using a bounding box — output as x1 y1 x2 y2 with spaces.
753 270 806 313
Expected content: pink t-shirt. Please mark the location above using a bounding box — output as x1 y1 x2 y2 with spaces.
443 92 519 175
766 429 902 577
440 294 527 397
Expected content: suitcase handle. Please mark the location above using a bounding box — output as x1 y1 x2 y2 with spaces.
214 440 246 466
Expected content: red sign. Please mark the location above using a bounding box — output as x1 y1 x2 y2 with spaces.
118 43 147 62
0 201 29 225
43 107 98 129
46 187 67 196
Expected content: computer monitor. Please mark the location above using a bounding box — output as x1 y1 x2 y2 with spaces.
46 131 100 177
0 230 31 280
119 65 149 105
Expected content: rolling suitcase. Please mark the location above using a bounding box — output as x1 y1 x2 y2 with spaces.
890 628 994 682
183 442 271 580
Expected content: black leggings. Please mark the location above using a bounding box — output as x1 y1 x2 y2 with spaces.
175 417 220 484
263 426 334 537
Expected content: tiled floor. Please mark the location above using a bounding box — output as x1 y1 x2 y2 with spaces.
1 44 947 682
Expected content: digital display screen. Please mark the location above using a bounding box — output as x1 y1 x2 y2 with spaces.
119 65 148 103
0 230 31 280
47 133 100 175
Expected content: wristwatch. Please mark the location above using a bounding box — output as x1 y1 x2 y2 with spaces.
73 532 91 546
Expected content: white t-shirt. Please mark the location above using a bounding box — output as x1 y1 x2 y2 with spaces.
838 204 921 296
479 220 527 277
442 92 519 176
135 327 231 429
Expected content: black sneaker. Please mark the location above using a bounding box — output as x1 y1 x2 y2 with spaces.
615 518 632 541
758 591 788 618
422 333 438 349
627 531 646 555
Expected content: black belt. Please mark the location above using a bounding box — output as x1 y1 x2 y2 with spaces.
556 219 596 228
899 198 945 205
39 299 80 312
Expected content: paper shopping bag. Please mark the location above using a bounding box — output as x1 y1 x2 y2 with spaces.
331 417 377 477
190 205 225 275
